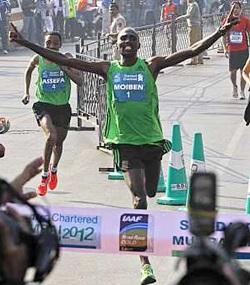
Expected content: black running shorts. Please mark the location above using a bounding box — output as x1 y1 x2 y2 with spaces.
113 143 165 172
229 49 249 71
32 102 71 129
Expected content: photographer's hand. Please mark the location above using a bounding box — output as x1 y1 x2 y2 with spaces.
11 157 43 200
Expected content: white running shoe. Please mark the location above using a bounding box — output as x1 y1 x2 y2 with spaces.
3 50 8 54
240 91 246 100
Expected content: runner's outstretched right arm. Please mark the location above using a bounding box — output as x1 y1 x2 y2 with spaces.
9 24 110 79
148 4 238 75
23 55 38 105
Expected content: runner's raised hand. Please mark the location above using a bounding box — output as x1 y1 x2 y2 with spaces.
9 23 24 42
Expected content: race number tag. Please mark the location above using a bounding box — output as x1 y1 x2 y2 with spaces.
113 72 146 102
229 32 243 44
41 70 66 92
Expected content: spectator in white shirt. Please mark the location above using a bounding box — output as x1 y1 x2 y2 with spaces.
107 2 126 59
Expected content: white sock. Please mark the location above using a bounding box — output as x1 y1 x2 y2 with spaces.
42 171 49 178
51 166 57 173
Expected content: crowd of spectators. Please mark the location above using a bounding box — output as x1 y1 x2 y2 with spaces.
0 0 247 55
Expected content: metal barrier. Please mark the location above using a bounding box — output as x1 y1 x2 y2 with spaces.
75 11 250 147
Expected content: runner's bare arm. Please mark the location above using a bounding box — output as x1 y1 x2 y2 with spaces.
23 55 39 105
147 31 222 73
242 58 250 86
9 25 110 78
148 4 238 75
60 53 83 86
10 157 43 200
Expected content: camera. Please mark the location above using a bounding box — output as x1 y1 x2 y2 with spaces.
0 178 60 284
176 172 250 285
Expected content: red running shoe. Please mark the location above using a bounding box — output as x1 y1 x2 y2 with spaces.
49 172 58 190
37 176 49 196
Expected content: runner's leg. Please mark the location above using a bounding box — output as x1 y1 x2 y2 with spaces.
117 145 156 283
230 70 237 87
230 69 238 98
145 160 161 198
39 114 57 172
36 114 57 195
124 168 147 210
51 126 68 169
123 169 150 263
48 126 68 190
240 69 246 95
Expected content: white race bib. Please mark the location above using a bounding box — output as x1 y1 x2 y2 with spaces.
230 32 243 44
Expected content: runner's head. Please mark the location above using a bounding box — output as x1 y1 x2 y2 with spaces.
117 27 140 58
45 32 62 51
231 1 242 17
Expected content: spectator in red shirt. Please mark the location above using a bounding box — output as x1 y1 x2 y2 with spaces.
223 1 250 99
160 0 177 21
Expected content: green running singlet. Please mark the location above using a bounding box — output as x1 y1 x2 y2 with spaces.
36 56 71 105
104 58 164 145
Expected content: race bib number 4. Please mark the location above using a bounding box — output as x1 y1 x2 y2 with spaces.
113 72 146 102
41 70 66 92
229 32 243 44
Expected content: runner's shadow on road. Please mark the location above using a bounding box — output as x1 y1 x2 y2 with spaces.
48 191 71 195
24 187 71 195
218 194 245 200
8 130 40 134
218 205 245 212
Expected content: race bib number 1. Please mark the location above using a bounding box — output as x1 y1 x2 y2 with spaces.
113 72 146 102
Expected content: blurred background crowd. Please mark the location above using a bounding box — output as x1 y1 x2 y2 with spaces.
0 0 250 54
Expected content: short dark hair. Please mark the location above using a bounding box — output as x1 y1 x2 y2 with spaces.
117 27 139 41
110 2 119 10
45 31 62 44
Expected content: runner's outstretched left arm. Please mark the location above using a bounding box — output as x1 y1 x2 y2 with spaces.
148 4 238 74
